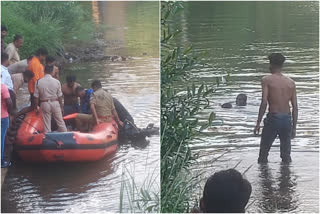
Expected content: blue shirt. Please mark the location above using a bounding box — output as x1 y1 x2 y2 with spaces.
80 88 93 114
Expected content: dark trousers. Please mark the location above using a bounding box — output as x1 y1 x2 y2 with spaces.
9 89 16 110
258 113 292 162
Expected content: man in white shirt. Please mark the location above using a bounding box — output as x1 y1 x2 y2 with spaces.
1 53 16 111
5 34 24 65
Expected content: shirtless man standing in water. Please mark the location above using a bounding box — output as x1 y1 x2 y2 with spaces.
254 53 298 163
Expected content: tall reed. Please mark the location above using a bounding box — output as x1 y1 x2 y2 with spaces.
161 2 218 213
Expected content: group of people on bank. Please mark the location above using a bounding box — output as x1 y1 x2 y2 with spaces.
1 26 126 168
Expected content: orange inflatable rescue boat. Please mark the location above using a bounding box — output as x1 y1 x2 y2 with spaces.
14 110 118 162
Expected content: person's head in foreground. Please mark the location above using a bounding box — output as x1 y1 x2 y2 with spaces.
236 94 247 106
268 53 285 73
75 86 86 98
66 75 76 88
200 169 252 213
91 80 102 91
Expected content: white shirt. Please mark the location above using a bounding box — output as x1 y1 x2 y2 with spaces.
1 65 13 91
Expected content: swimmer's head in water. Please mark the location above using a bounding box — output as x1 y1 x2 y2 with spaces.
236 94 247 106
200 169 252 213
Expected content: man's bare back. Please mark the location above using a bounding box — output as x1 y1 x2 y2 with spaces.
62 82 80 105
262 73 296 113
255 53 298 163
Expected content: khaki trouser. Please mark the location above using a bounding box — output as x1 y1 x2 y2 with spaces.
75 114 94 132
40 101 67 133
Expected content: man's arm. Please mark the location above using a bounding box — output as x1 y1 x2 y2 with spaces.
254 78 269 135
90 103 99 125
112 109 123 127
58 96 64 115
5 98 13 115
291 83 298 139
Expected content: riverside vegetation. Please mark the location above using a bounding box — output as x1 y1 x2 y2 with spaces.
1 1 95 59
161 2 222 212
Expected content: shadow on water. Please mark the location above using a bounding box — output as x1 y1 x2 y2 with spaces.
257 164 298 213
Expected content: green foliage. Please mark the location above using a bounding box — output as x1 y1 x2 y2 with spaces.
161 2 217 213
1 1 95 58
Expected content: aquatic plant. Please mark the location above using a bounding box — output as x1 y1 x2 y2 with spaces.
119 162 160 213
161 2 218 213
1 1 95 58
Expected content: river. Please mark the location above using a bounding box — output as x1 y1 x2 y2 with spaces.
1 2 159 213
173 1 319 213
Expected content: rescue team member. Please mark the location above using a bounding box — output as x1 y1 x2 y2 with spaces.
46 56 60 80
28 48 48 105
75 80 123 132
61 75 80 116
11 70 34 94
75 86 93 114
34 65 67 133
8 56 33 75
5 34 24 65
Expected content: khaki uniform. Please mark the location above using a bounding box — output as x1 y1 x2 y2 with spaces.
90 88 115 122
5 43 20 65
11 73 24 94
34 74 67 133
75 88 115 131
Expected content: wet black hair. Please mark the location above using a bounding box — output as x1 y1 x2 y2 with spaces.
23 70 34 79
66 75 76 83
13 34 23 42
44 65 54 74
91 80 102 89
1 52 9 63
75 86 85 95
35 47 48 56
46 56 56 63
1 25 7 32
201 169 252 213
268 53 286 67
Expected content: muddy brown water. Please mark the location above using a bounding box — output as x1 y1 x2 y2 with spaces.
172 1 319 213
1 2 159 213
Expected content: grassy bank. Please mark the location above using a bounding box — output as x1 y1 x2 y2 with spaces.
161 2 218 212
1 1 95 58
